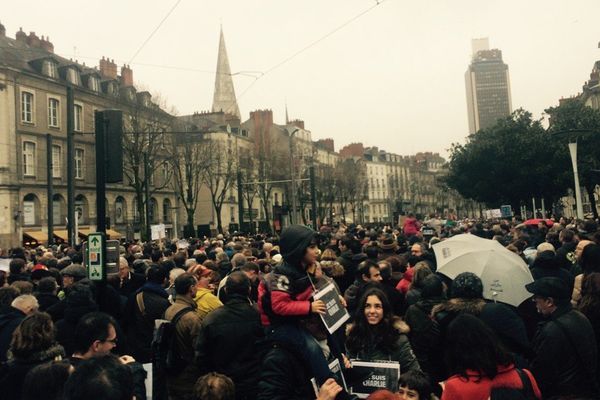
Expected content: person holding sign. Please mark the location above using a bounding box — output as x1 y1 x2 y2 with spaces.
258 225 354 399
346 287 421 372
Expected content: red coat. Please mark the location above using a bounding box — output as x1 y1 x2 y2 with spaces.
258 269 313 327
403 217 420 236
441 364 541 400
396 266 414 295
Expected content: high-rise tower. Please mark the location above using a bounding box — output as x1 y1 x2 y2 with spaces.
465 38 512 134
212 27 241 119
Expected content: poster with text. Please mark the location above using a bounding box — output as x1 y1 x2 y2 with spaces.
346 360 400 399
313 282 350 334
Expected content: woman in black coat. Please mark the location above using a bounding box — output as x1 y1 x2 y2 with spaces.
0 312 65 400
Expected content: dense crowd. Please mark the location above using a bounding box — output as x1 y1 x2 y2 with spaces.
0 213 599 400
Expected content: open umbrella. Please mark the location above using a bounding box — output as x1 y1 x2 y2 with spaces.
432 234 533 307
524 219 554 228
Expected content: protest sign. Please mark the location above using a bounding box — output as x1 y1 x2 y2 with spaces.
311 358 348 397
347 360 400 398
313 282 350 334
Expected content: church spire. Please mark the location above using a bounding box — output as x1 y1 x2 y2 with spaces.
212 27 241 119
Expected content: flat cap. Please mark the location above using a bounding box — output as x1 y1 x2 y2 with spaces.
525 277 570 300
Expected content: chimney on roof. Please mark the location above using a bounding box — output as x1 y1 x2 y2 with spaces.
15 27 26 43
120 64 133 87
26 31 41 48
99 57 118 79
290 119 305 130
40 35 54 53
0 22 5 37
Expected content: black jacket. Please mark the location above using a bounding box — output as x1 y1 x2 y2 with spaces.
257 341 315 400
108 272 146 298
404 297 445 381
0 307 26 362
0 344 65 400
123 282 171 363
195 295 264 400
336 250 355 294
530 304 599 398
530 250 574 291
55 301 99 356
35 292 60 312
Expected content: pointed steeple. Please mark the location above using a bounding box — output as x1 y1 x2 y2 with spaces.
212 27 241 119
285 101 289 124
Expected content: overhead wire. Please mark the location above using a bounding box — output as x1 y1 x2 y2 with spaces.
127 0 183 64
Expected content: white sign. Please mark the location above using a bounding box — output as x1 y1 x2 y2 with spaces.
151 224 166 240
86 233 104 281
23 201 35 225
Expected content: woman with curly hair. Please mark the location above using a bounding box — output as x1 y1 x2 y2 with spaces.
345 287 420 373
441 314 541 400
0 311 65 400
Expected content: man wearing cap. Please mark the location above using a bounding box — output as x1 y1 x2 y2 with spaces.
60 264 87 290
526 277 599 398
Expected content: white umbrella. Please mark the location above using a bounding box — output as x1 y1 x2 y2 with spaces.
432 234 534 307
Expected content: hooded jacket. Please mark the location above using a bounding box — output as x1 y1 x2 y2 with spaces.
258 226 317 327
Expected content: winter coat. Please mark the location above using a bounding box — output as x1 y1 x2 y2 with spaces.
344 280 365 318
530 304 599 398
404 297 445 381
337 251 367 294
164 296 203 398
403 218 420 236
55 300 99 356
571 273 583 306
0 344 64 400
396 266 414 295
123 282 171 363
194 288 223 320
108 272 146 298
35 292 60 312
530 250 574 291
441 364 541 400
555 241 577 270
257 341 315 400
346 318 421 374
195 295 264 400
258 261 314 327
0 307 26 362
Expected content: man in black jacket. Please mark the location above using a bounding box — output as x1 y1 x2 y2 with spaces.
527 277 599 399
257 341 343 400
0 294 39 361
195 271 263 400
123 264 170 363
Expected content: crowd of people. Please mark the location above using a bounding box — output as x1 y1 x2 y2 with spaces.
0 213 598 400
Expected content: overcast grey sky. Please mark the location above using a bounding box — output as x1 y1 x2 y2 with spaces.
4 0 600 157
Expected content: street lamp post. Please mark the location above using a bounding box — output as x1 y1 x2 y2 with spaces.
285 126 300 225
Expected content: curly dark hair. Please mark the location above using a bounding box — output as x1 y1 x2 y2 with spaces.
444 313 513 380
10 312 55 358
346 287 398 355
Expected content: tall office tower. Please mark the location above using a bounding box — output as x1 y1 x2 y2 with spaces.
465 38 512 134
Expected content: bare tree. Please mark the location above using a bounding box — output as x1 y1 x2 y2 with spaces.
202 135 236 234
168 127 210 237
122 97 174 240
238 153 259 232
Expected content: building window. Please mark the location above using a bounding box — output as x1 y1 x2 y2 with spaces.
21 92 34 123
48 98 59 127
74 104 83 132
42 60 58 78
23 141 36 176
89 76 100 92
52 145 61 178
75 148 84 179
67 68 81 85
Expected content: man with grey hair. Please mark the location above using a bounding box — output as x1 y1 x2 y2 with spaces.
108 257 144 298
0 294 39 361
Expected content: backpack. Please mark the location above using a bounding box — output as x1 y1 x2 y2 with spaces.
151 307 194 376
489 369 537 400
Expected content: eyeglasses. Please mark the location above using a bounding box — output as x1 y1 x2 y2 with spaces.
102 337 118 345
